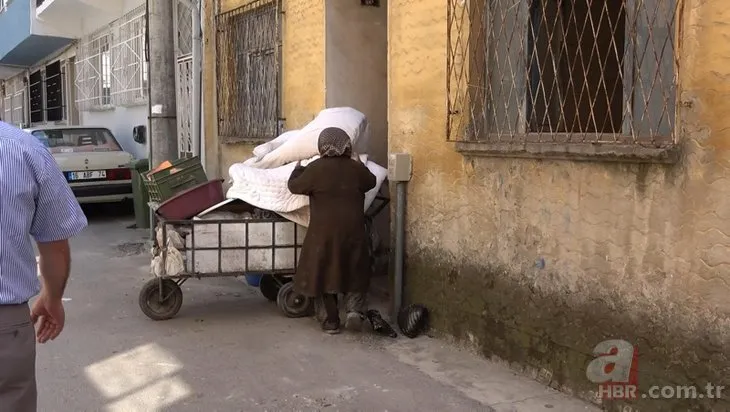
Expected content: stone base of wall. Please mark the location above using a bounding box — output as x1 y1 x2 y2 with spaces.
405 247 730 412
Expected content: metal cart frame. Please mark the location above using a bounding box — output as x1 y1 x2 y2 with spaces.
138 193 390 320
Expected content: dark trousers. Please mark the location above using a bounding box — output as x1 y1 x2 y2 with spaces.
321 294 339 322
0 303 37 412
315 292 368 322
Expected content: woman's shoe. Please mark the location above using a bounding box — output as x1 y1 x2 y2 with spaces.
322 319 341 334
345 312 365 332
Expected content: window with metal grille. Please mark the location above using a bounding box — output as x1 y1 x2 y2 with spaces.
2 83 11 123
29 70 44 124
45 61 64 122
0 0 12 14
447 0 678 148
9 77 26 127
216 0 281 142
174 0 195 157
75 31 113 111
111 6 148 106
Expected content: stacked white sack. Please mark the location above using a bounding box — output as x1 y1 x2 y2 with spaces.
225 107 387 227
243 107 370 169
227 154 387 226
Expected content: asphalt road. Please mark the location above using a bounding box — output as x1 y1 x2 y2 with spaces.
35 204 597 412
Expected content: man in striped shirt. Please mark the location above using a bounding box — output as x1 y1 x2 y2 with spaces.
0 121 87 411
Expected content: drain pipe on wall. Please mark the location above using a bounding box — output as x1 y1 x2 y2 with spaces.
388 153 413 315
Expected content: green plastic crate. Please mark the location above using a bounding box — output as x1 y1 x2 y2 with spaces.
143 156 208 203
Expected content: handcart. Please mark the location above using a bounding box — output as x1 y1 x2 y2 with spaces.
138 191 390 321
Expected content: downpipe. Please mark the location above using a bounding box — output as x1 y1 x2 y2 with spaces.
394 181 406 314
388 153 412 319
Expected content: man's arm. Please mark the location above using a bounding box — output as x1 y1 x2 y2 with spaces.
36 240 71 301
29 148 87 343
31 150 86 296
30 149 88 244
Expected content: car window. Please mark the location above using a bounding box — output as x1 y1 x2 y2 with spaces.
31 128 123 154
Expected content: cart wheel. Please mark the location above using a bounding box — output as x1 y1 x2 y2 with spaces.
138 278 183 321
259 275 281 302
276 282 312 318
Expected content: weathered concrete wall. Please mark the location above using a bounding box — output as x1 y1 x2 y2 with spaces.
325 0 388 167
203 0 325 179
389 0 730 410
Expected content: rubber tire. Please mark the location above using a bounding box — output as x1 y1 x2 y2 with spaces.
138 278 183 321
259 275 282 302
276 282 313 318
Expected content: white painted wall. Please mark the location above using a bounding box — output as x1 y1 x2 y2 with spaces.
80 106 148 159
32 0 145 38
75 0 148 160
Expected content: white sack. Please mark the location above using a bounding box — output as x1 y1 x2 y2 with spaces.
244 107 370 170
226 157 388 227
252 129 300 160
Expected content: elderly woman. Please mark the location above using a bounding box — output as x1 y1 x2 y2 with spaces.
287 127 377 334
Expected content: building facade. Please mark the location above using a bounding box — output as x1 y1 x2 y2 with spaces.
201 0 727 410
0 0 191 160
202 0 389 264
389 0 729 410
202 0 387 178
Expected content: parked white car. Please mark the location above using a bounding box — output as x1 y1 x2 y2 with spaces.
24 126 135 204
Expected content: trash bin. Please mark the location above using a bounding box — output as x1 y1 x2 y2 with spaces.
131 158 151 229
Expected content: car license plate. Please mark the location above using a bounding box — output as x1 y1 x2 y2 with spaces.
68 170 106 181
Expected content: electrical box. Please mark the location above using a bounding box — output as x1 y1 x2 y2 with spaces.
388 153 412 182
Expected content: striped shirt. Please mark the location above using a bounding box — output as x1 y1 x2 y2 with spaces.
0 121 88 305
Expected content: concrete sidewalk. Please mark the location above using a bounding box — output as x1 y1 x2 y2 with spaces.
36 209 599 412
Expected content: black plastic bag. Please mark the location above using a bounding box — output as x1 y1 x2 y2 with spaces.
366 309 398 338
397 304 429 339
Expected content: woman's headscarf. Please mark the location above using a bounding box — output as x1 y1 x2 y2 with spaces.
318 127 353 158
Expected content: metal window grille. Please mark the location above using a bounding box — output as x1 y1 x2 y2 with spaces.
216 0 281 142
174 0 195 157
0 0 11 14
75 30 113 111
11 78 26 126
29 70 44 124
176 55 194 157
2 82 11 123
447 0 679 147
174 0 193 56
45 61 65 122
111 6 147 106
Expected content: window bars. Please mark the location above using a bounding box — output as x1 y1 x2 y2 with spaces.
447 0 679 147
75 6 148 111
174 0 195 157
45 61 65 122
0 0 11 14
2 76 26 127
75 30 113 111
216 0 281 142
29 70 44 124
174 0 194 57
176 55 194 157
2 88 10 123
110 6 148 106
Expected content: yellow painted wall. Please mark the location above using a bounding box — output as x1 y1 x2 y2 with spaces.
203 0 325 180
389 0 730 410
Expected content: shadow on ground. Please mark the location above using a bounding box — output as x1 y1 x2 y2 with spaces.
81 201 135 222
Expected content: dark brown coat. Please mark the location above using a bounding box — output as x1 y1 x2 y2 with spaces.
287 156 377 297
